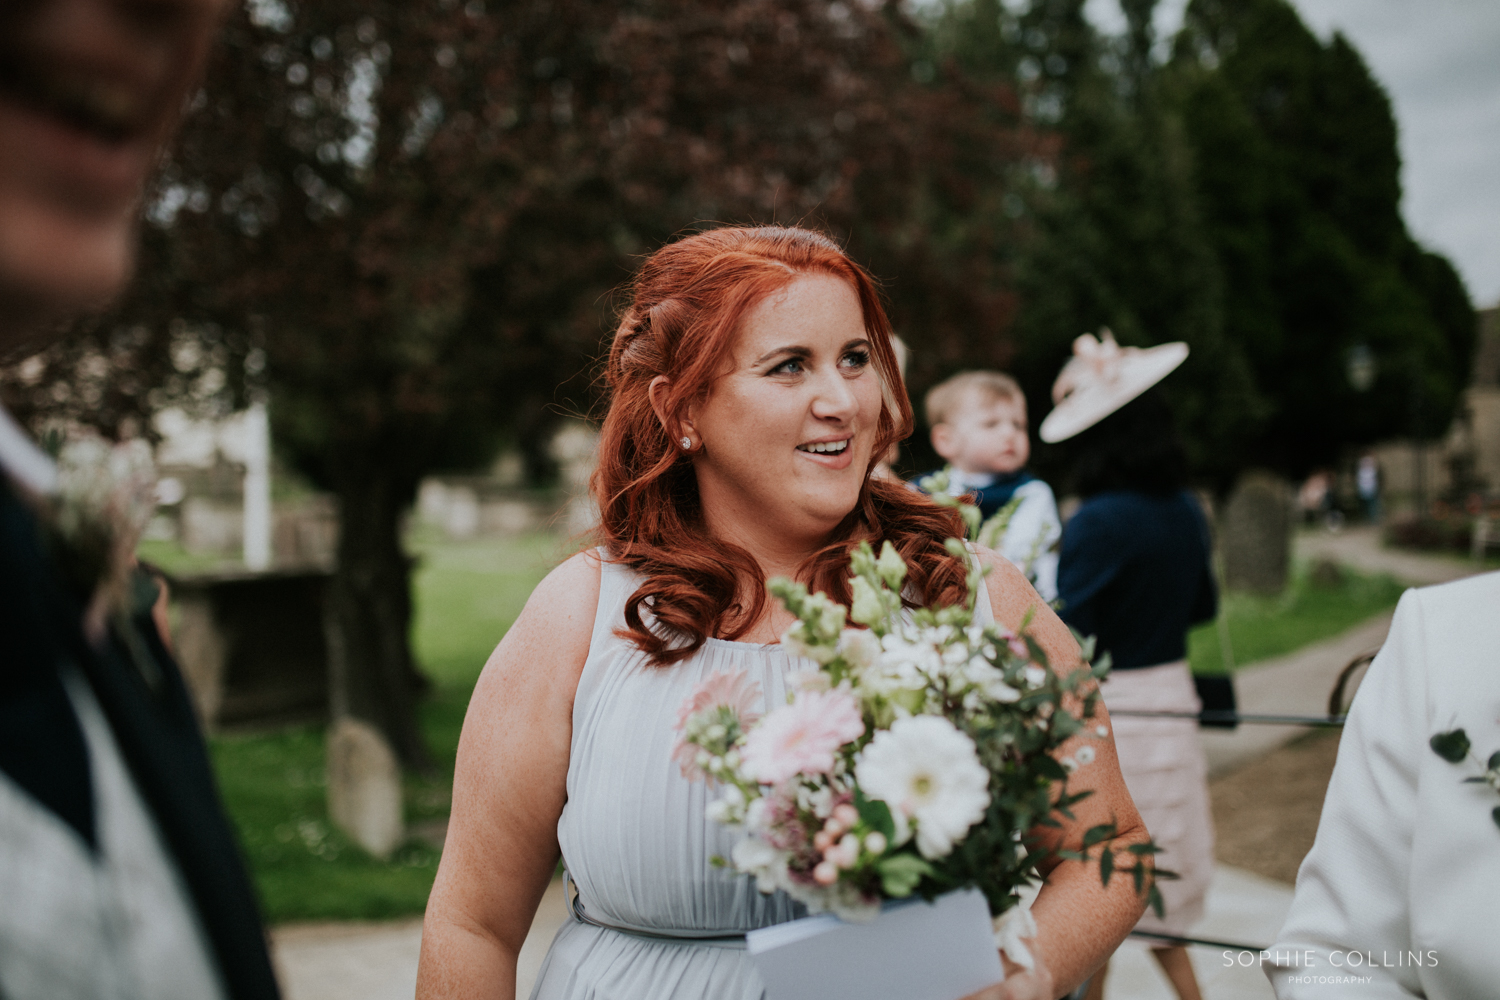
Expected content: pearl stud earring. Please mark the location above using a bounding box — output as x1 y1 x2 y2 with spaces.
680 436 692 450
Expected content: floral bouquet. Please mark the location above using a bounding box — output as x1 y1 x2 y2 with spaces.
673 539 1162 972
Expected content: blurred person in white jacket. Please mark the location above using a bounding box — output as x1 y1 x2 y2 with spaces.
1266 572 1500 998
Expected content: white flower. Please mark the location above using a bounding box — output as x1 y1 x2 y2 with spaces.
797 783 835 819
788 668 832 693
838 628 882 672
855 715 990 860
850 576 887 628
783 622 838 664
731 837 789 894
959 657 1021 703
1074 745 1096 766
1060 756 1078 773
875 541 908 589
1024 665 1047 688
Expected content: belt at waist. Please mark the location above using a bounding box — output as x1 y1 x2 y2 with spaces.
562 869 751 947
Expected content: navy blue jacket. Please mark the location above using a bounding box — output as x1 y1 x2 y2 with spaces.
0 480 280 999
1056 490 1217 670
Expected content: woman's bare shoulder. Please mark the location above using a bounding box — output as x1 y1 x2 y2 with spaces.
973 545 1082 668
474 548 602 693
971 545 1039 623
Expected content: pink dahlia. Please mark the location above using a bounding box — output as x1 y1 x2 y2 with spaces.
670 671 763 778
741 688 865 784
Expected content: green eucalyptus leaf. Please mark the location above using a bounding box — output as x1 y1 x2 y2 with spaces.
876 853 932 897
1430 729 1471 763
854 788 896 840
1082 823 1115 849
1099 845 1114 887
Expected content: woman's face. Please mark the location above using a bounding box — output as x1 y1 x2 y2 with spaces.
685 272 885 551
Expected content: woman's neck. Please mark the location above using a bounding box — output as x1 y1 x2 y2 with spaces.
700 506 836 644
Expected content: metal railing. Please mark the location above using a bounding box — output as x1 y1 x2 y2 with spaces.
1104 649 1382 964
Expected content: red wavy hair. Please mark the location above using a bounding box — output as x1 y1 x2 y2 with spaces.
593 225 968 664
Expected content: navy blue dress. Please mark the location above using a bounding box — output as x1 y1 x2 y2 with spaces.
1056 489 1217 670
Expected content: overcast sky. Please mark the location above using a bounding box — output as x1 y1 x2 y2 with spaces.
1085 0 1500 307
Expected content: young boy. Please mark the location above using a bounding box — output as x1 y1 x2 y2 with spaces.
912 371 1061 601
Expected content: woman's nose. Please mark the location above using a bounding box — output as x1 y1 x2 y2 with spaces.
810 367 859 421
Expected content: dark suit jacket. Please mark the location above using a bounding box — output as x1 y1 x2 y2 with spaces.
0 480 280 999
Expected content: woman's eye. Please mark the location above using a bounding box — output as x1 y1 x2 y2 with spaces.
772 357 804 375
840 349 870 370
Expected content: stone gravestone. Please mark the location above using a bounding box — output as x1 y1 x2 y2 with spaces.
326 717 404 859
1222 470 1293 594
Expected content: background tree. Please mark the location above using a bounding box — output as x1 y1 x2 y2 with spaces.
1169 0 1475 476
4 0 1036 765
919 0 1262 488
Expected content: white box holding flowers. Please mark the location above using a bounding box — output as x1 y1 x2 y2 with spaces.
671 530 1164 1000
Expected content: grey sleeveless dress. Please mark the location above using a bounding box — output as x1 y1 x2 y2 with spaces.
529 554 806 999
528 552 996 1000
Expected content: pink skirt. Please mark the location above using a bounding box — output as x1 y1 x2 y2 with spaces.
1099 660 1215 936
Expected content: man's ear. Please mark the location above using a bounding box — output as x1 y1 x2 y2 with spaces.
931 422 958 462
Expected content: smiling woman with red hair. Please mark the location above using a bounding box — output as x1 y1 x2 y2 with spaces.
418 226 1150 1000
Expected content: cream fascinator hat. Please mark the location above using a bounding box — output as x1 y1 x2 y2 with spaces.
1038 329 1189 443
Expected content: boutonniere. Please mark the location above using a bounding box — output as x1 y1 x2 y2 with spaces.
1430 727 1500 830
46 434 158 645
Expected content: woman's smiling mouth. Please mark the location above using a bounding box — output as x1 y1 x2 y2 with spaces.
796 438 851 455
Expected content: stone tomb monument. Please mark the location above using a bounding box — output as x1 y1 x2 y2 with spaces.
171 569 332 728
171 568 406 857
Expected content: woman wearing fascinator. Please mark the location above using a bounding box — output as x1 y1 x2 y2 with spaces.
418 227 1156 1000
1041 331 1217 1000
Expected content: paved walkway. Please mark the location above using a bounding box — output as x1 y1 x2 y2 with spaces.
270 529 1487 1000
271 878 568 1000
272 872 1291 1000
1295 525 1481 587
1201 527 1481 777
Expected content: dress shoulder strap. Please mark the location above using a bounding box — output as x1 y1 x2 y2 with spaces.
573 548 642 724
974 571 996 627
587 546 636 652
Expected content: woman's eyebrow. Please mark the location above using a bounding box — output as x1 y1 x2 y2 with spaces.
753 345 811 365
752 338 870 366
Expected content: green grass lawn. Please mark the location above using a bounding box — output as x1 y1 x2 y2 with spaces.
161 531 1405 923
1188 562 1408 675
149 530 571 923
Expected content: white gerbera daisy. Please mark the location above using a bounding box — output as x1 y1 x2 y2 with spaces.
855 715 990 859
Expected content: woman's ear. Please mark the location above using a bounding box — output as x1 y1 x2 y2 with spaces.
649 375 698 450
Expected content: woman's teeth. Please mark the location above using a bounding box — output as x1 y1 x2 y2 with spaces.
798 440 849 454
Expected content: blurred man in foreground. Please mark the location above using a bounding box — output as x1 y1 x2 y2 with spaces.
0 1 280 998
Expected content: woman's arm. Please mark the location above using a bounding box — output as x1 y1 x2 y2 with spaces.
970 551 1151 1000
415 550 601 1000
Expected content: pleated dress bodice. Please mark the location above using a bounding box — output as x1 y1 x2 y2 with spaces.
530 553 809 1000
531 550 998 999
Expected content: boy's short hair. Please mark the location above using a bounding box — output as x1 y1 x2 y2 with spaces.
924 371 1025 426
